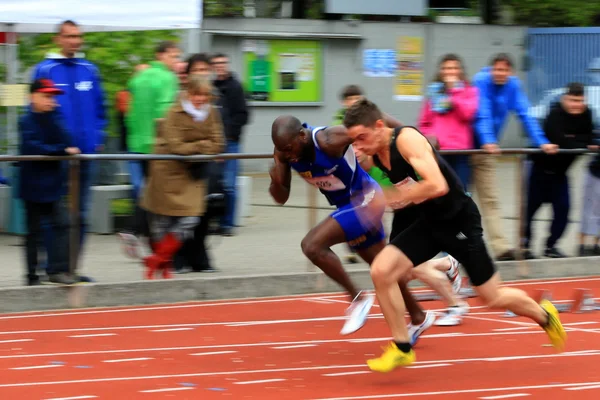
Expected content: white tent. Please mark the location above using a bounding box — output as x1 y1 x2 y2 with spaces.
0 0 202 32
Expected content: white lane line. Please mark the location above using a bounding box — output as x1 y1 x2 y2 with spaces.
0 275 595 321
234 378 286 385
564 322 598 326
69 334 116 338
493 327 532 332
0 339 35 344
323 371 370 377
0 330 550 360
189 351 237 356
1 305 586 335
150 328 195 332
463 315 600 335
271 344 317 349
564 384 600 391
11 364 63 370
0 350 598 388
309 382 597 399
479 394 531 399
139 387 194 393
102 358 153 363
406 363 453 369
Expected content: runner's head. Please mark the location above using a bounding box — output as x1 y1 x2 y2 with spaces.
343 99 387 156
271 115 313 163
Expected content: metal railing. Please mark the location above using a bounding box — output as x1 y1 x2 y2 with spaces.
0 148 597 279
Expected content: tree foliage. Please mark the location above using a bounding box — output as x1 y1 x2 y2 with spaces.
17 29 181 137
468 0 599 27
204 0 244 17
503 0 600 27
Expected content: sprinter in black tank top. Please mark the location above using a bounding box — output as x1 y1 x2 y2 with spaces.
343 98 566 373
372 125 469 221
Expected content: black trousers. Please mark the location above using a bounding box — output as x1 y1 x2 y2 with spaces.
524 165 570 249
24 200 69 279
173 212 211 271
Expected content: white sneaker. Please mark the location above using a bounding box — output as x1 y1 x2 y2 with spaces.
407 310 436 346
340 292 375 335
446 256 462 294
434 302 469 326
118 232 142 259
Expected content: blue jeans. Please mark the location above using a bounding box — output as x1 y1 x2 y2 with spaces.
39 160 94 267
221 141 239 228
128 155 146 200
25 199 69 277
443 154 471 191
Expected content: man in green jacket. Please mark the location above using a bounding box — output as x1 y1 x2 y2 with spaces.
333 85 393 189
119 41 180 258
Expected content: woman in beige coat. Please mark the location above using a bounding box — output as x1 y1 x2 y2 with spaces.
140 75 225 279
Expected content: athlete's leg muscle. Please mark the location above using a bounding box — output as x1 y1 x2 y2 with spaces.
301 216 359 299
357 241 426 325
370 245 413 342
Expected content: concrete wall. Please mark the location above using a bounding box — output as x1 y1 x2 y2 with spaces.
201 18 529 173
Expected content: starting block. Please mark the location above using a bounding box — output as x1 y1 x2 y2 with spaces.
414 277 476 302
504 288 598 317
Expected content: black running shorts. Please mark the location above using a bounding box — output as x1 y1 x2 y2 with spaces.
389 207 419 242
389 198 496 287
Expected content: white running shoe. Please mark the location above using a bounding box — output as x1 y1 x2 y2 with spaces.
340 291 375 335
407 310 436 346
434 302 470 326
446 255 462 294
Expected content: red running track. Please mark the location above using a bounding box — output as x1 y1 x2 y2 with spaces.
0 276 600 399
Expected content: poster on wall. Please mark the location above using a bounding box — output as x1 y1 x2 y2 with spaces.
363 49 396 77
242 39 322 103
395 36 425 101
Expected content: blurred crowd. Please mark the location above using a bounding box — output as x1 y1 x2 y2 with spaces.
2 20 598 286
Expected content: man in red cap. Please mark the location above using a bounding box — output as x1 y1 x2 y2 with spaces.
18 78 81 286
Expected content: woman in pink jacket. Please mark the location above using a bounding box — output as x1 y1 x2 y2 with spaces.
417 54 478 190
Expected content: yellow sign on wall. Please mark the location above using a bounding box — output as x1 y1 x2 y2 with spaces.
0 84 28 107
395 36 425 101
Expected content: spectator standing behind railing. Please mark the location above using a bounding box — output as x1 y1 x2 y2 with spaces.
211 53 249 236
119 42 180 258
580 125 600 257
472 53 557 261
18 79 81 286
174 53 222 274
418 54 478 190
524 83 595 259
30 20 107 281
115 65 149 154
139 75 225 279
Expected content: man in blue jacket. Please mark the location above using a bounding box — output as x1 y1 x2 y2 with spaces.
471 53 557 261
31 20 107 264
19 79 81 286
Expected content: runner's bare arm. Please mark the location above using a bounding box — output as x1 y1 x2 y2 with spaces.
269 148 292 205
388 127 449 205
319 126 354 158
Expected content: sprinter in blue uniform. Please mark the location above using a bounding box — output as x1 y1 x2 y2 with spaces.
268 115 431 337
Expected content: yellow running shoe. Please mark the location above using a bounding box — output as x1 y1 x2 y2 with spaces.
540 299 567 351
367 342 416 373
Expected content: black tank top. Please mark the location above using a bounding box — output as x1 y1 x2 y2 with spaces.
373 126 469 220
